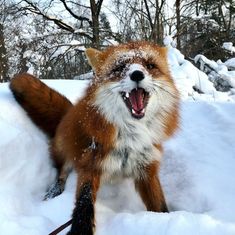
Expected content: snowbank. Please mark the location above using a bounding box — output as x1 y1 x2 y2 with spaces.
195 54 235 90
222 42 235 53
165 39 217 98
164 36 235 101
0 80 235 235
225 58 235 70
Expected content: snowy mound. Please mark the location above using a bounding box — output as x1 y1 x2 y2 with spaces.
194 54 235 91
164 36 235 102
1 80 235 235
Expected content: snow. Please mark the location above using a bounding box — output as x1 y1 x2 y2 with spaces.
69 40 82 46
167 46 217 98
74 72 93 81
194 54 235 90
164 39 235 101
163 36 177 48
222 42 235 53
1 46 235 235
225 58 235 70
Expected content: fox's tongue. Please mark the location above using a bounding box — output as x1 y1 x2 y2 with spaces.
121 88 149 119
129 88 144 112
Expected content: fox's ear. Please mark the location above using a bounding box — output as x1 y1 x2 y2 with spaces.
159 47 168 59
85 48 103 71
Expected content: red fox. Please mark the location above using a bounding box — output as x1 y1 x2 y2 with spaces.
10 41 180 235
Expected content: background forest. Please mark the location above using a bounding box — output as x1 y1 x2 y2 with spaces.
0 0 234 82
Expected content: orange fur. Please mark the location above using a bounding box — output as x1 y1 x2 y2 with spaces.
135 161 168 212
10 73 72 138
10 41 180 235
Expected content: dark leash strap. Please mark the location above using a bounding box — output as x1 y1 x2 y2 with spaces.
49 219 72 235
49 141 98 235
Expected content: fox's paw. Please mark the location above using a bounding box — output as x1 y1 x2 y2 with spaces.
44 179 65 200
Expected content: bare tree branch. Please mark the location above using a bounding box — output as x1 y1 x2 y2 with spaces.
97 0 104 16
22 0 75 32
21 0 94 41
143 0 154 29
59 0 92 26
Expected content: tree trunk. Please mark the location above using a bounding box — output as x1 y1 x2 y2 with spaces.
90 0 103 49
156 0 160 43
0 23 9 82
176 0 181 50
18 43 28 73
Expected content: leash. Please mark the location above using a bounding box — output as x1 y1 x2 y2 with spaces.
48 140 98 235
49 219 72 235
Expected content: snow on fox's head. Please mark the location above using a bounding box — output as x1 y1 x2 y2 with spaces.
85 41 179 126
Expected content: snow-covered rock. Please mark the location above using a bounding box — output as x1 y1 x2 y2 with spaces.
166 45 217 98
222 42 235 53
225 58 235 70
194 54 235 92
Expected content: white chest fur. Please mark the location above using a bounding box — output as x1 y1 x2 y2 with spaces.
94 81 172 181
101 120 162 182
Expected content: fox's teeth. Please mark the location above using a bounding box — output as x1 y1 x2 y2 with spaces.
131 109 145 115
125 92 129 98
132 109 136 114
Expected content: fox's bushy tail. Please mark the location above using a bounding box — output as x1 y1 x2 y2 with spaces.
10 73 72 138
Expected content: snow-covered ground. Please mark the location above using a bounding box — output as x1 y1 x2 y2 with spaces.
1 44 235 235
164 36 235 101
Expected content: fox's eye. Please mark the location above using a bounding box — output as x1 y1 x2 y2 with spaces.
112 64 126 73
146 63 156 70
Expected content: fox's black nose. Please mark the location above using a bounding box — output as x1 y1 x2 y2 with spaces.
130 70 144 82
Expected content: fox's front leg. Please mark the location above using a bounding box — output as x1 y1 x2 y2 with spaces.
67 172 101 235
135 162 168 212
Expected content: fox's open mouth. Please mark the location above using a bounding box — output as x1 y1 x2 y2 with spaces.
121 88 150 119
